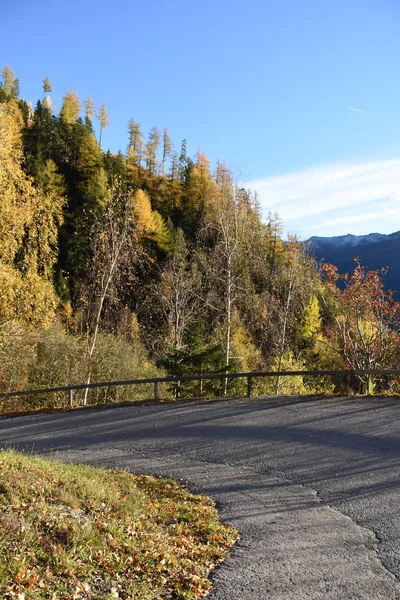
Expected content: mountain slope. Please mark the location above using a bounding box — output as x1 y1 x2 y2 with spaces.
308 230 400 297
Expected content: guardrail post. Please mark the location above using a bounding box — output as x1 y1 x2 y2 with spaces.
154 381 159 401
247 375 253 398
68 389 74 408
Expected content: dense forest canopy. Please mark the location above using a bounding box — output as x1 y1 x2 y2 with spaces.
1 65 400 406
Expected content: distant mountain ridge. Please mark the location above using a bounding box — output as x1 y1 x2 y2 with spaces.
307 230 400 298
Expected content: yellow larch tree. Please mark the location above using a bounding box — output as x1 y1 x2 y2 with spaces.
0 102 64 327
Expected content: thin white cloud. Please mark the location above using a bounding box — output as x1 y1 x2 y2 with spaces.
319 203 400 230
346 106 370 114
249 158 400 237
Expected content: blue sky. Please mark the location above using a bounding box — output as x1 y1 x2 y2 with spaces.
2 0 400 239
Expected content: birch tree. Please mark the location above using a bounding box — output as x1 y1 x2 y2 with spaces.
80 188 137 405
269 240 314 393
204 166 256 393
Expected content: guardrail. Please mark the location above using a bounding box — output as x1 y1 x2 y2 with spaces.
1 368 400 410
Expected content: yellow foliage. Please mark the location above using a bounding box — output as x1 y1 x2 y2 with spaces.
0 264 58 328
298 295 322 342
314 334 343 370
230 311 261 371
133 189 156 235
273 352 306 394
152 211 172 252
133 190 172 251
59 89 80 124
77 132 103 173
130 311 141 341
0 103 33 263
184 152 217 226
0 103 62 327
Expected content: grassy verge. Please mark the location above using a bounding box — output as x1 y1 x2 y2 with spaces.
0 450 239 599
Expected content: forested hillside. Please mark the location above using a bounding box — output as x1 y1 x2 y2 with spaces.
1 65 400 406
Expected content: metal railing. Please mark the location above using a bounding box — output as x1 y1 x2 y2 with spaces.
1 369 400 411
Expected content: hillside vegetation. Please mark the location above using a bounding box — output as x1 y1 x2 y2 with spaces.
1 65 400 406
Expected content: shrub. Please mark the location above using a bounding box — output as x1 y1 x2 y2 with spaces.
85 333 162 405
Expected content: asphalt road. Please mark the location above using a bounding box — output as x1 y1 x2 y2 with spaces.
2 395 400 599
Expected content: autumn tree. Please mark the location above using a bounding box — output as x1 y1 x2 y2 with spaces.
144 229 207 397
145 125 160 174
321 259 400 393
42 76 52 96
132 189 172 252
127 118 143 166
158 229 198 351
0 66 19 99
180 152 215 235
79 188 138 404
60 90 80 124
162 127 173 176
40 76 54 114
22 98 56 179
133 189 156 238
201 165 258 392
267 239 317 393
0 102 63 328
84 96 96 127
97 103 109 147
42 95 54 114
62 130 109 283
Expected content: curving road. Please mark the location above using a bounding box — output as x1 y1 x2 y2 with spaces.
2 395 400 599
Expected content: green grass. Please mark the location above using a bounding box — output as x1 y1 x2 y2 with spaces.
0 450 239 599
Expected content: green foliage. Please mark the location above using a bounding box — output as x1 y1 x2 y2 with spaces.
22 99 56 178
160 343 235 398
153 210 173 252
42 76 52 94
76 132 109 207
